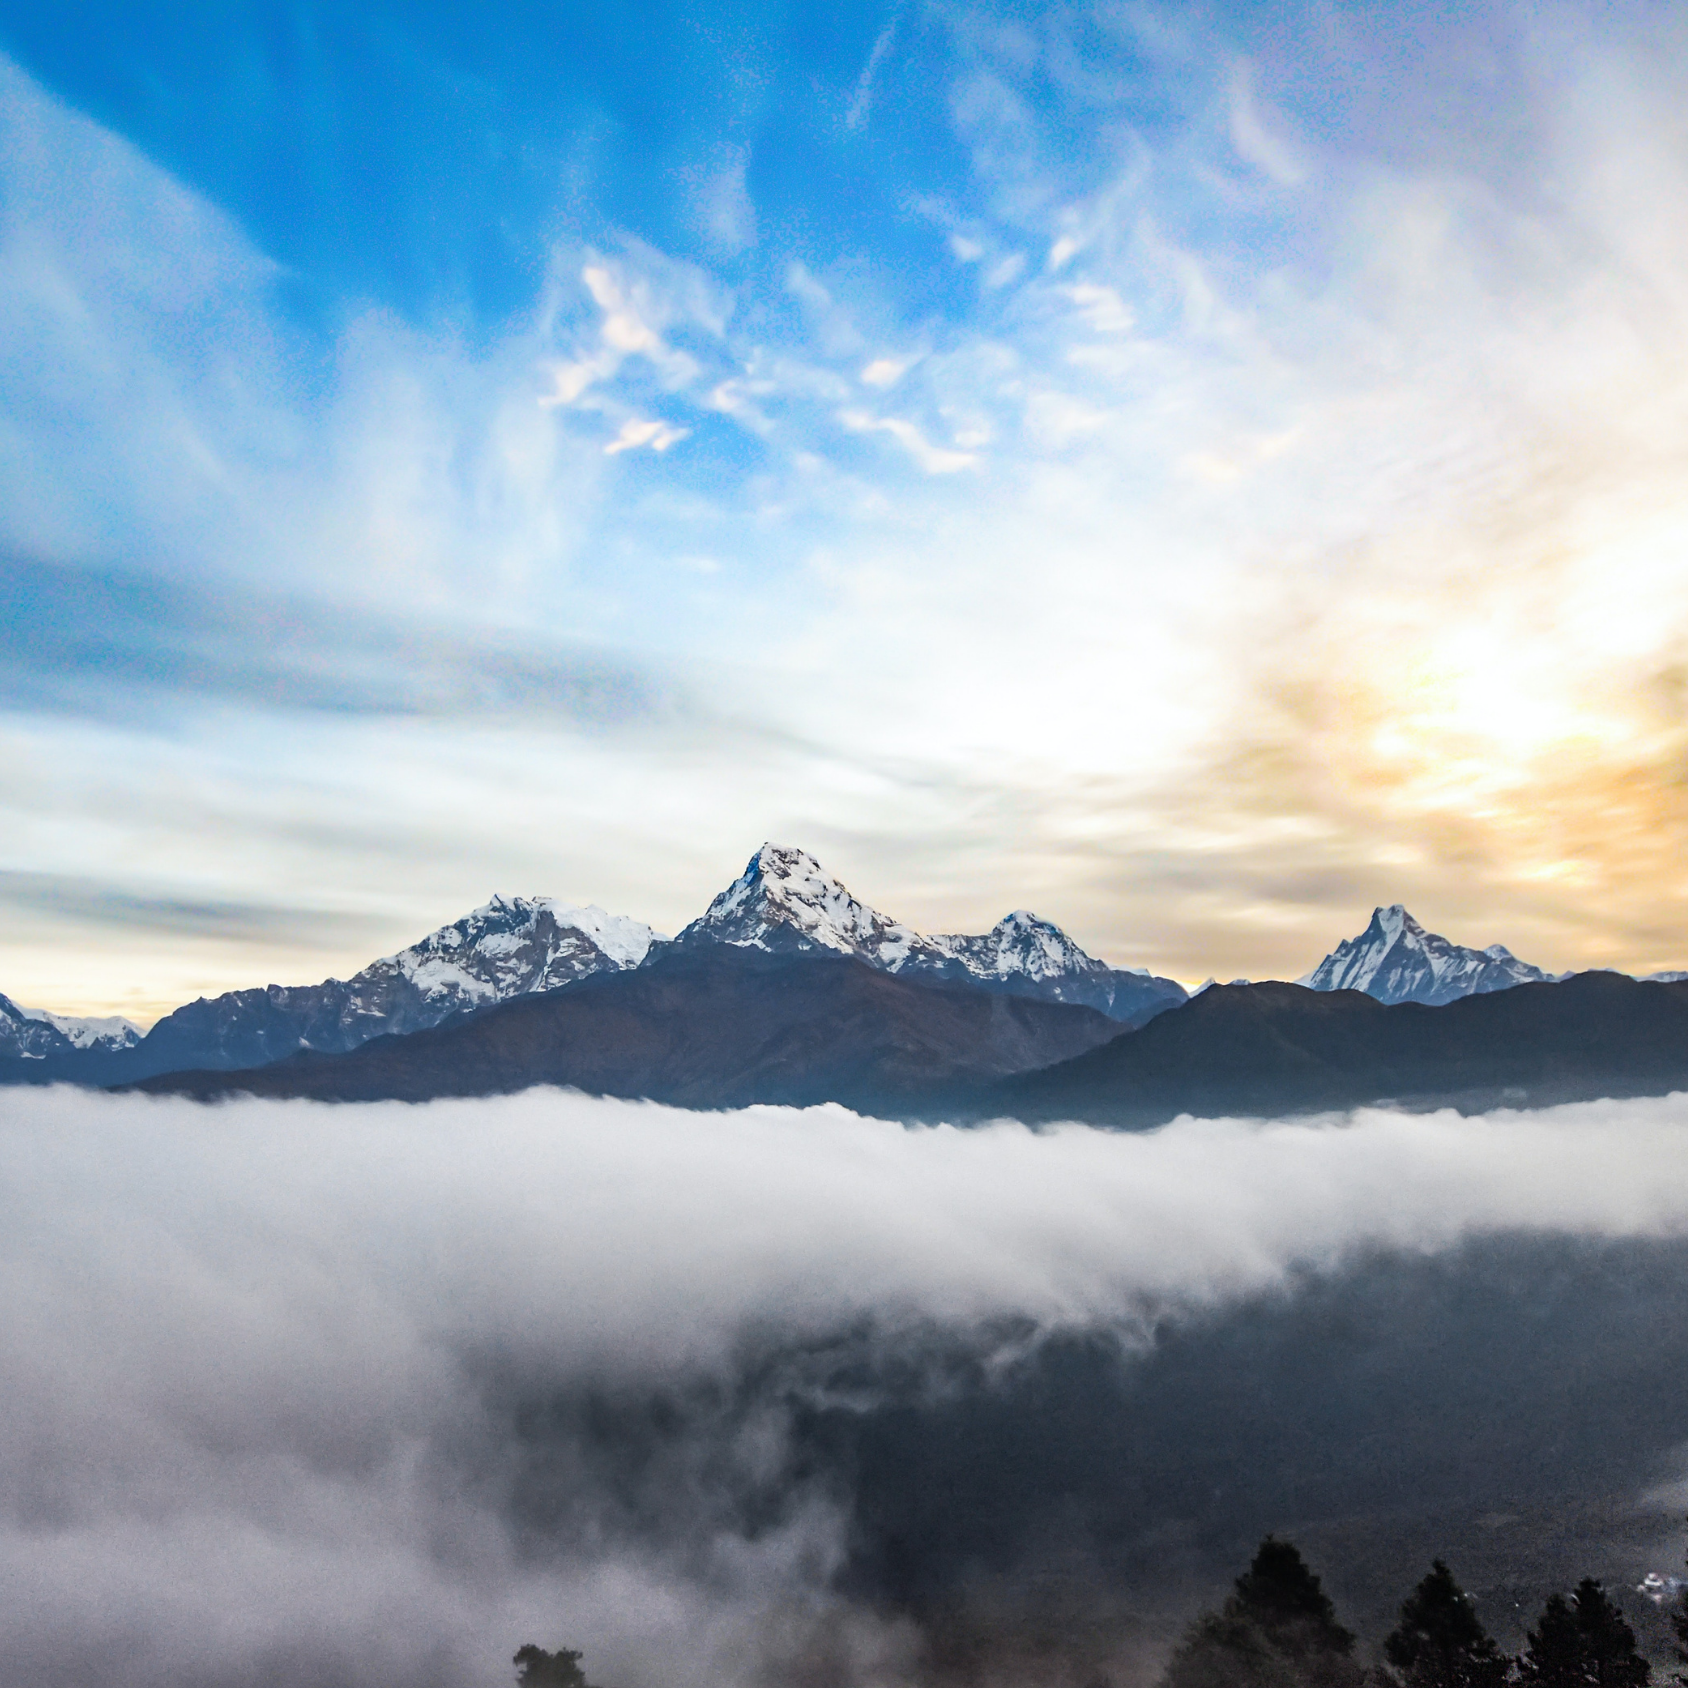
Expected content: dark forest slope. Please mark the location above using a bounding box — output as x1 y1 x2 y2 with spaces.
980 971 1688 1125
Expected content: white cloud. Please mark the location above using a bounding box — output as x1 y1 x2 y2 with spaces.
605 417 691 454
838 408 979 473
1227 62 1307 187
539 261 703 405
846 14 900 133
860 357 908 388
1062 281 1135 334
1 1087 1687 1685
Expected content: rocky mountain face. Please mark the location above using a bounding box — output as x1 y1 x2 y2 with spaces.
1299 905 1555 1006
0 992 140 1060
8 896 663 1084
135 944 1123 1112
677 844 1186 1023
24 849 1688 1119
7 846 1179 1090
136 959 1688 1125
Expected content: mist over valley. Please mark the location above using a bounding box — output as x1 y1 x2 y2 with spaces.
4 1087 1686 1688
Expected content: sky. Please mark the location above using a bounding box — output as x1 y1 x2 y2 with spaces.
4 0 1688 1018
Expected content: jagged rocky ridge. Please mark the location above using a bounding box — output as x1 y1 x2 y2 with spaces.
0 992 141 1060
678 844 1186 1023
1299 904 1557 1006
5 896 662 1084
135 945 1125 1111
2 846 1180 1085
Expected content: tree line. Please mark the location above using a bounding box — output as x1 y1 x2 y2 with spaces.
511 1531 1688 1688
1162 1535 1682 1688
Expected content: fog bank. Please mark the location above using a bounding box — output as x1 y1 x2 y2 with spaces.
3 1087 1687 1688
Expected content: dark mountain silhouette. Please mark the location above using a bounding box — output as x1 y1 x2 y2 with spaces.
977 970 1688 1127
129 964 1688 1123
131 944 1123 1111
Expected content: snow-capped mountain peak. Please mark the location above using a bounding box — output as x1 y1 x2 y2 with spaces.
1300 905 1553 1006
22 1006 143 1051
367 894 664 1014
930 909 1104 984
0 992 142 1059
677 844 1186 1023
677 843 922 963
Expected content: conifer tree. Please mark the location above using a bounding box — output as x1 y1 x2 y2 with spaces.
1676 1590 1688 1688
513 1645 592 1688
1521 1593 1583 1688
1519 1581 1649 1688
1385 1560 1510 1688
1232 1537 1357 1659
1569 1582 1649 1688
1161 1538 1364 1688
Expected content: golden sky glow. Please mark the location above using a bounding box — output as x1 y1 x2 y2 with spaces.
4 7 1688 1018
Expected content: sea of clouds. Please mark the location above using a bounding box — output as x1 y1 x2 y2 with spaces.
4 1086 1688 1688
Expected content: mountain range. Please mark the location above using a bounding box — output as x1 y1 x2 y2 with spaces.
0 844 1184 1086
0 992 141 1060
136 944 1126 1113
11 846 1688 1123
136 951 1688 1126
673 845 1182 1019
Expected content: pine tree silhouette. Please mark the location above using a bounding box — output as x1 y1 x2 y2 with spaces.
1161 1538 1364 1688
1232 1537 1356 1658
1522 1593 1582 1688
513 1645 592 1688
1385 1561 1510 1688
1520 1581 1649 1688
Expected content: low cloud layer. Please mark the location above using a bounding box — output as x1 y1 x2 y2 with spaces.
3 1088 1688 1688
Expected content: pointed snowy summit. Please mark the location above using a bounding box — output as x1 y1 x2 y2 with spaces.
676 844 1185 1023
367 893 663 1017
1299 904 1553 1006
676 843 922 965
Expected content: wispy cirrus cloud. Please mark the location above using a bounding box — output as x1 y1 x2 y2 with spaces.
7 4 1688 1014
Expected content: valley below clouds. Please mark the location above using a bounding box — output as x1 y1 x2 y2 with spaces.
4 1088 1688 1688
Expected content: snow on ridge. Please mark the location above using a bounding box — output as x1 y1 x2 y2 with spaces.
17 1005 141 1051
927 908 1105 983
681 843 922 960
377 894 662 977
538 900 665 967
677 845 1174 1020
1300 905 1554 1006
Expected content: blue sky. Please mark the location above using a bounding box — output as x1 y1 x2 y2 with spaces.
4 0 1688 1017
